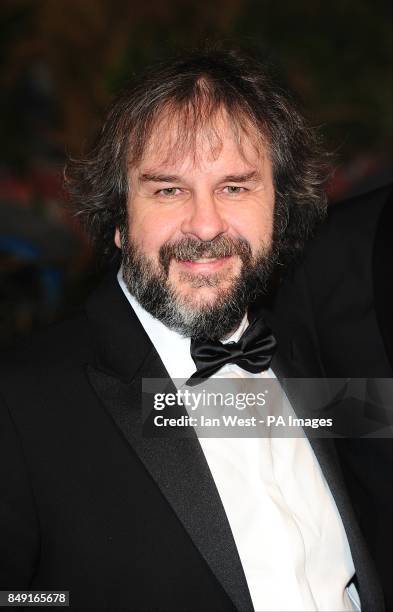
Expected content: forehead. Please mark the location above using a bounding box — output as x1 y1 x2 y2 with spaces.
131 108 268 176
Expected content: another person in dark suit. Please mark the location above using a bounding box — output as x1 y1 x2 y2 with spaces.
0 48 385 611
273 184 392 609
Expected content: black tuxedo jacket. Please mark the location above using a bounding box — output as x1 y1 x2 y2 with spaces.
273 184 392 610
0 269 385 611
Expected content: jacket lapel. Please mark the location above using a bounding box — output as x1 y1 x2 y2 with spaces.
262 291 385 610
85 273 254 612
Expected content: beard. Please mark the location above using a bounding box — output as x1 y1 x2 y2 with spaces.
120 229 277 341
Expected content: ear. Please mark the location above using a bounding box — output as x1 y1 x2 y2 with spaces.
114 227 121 249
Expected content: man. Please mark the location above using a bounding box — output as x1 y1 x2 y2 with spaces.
0 47 384 611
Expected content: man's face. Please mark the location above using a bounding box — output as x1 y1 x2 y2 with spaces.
115 115 276 339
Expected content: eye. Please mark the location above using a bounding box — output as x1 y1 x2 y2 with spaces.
156 187 181 197
222 186 247 194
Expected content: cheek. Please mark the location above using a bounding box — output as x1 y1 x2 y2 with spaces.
128 207 179 256
231 203 274 249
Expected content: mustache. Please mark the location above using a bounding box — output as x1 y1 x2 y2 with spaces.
159 236 252 273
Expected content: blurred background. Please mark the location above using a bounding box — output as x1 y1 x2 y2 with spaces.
1 0 392 347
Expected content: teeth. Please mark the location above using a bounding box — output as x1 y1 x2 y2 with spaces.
194 257 218 263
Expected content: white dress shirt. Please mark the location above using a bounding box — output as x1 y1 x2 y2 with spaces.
118 270 360 611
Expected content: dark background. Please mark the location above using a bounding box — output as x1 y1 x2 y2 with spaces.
1 0 392 347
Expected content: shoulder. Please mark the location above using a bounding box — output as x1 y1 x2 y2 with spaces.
283 183 393 377
306 183 392 256
296 183 392 280
0 311 94 390
328 183 391 222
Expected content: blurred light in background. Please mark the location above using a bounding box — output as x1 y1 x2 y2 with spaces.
1 0 391 345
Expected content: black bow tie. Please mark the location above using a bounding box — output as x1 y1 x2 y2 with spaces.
187 316 277 386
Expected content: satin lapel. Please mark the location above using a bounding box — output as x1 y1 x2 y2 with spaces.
262 302 384 610
87 348 254 612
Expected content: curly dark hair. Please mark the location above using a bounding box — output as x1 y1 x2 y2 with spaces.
65 44 329 265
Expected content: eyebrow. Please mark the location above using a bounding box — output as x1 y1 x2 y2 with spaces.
220 171 261 183
139 173 181 183
139 170 261 183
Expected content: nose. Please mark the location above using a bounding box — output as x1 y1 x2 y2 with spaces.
180 194 228 241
